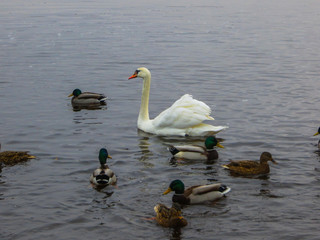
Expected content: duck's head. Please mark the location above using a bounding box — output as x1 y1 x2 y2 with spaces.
163 179 185 195
99 148 112 166
260 152 276 164
128 67 151 79
68 89 82 97
313 127 320 136
205 136 224 149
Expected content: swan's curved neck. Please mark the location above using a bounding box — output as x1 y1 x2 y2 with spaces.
139 72 151 123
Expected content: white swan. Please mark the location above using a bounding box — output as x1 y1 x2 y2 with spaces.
128 67 228 136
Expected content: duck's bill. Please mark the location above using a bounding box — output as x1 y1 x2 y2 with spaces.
108 155 112 159
313 132 319 136
68 93 74 97
271 159 277 164
163 188 172 195
217 143 224 148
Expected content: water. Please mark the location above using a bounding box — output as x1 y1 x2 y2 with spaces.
1 0 320 239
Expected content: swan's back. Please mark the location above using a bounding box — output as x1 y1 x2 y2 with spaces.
153 94 213 129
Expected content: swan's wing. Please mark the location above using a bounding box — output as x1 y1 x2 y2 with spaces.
153 94 214 129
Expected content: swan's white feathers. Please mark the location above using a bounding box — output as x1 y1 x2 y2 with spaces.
153 94 214 129
131 67 228 136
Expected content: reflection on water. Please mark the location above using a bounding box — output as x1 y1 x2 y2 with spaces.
137 135 154 168
170 228 183 240
225 171 271 180
72 113 106 125
72 104 107 112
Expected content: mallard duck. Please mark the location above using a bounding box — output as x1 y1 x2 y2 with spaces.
313 128 320 149
0 144 35 166
90 148 117 188
168 136 224 160
68 88 106 106
154 202 187 228
163 179 231 205
222 152 276 176
128 67 228 136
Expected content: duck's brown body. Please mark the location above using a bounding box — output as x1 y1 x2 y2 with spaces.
90 164 117 187
71 92 106 106
154 203 187 228
222 152 276 176
0 151 35 165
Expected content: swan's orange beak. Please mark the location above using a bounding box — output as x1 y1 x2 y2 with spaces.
128 73 137 79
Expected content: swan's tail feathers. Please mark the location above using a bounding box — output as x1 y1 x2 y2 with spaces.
188 124 228 136
207 116 215 120
168 146 179 156
212 125 229 133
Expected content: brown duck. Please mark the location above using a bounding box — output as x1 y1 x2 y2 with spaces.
154 203 187 228
222 152 276 176
0 144 35 166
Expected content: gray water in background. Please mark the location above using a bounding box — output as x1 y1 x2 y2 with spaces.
0 0 320 239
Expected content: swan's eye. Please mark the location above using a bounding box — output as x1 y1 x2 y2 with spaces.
135 70 140 74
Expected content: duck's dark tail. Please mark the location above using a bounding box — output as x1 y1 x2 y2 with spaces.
219 185 231 195
168 146 179 156
96 172 110 185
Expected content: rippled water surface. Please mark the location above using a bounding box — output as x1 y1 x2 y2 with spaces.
1 0 320 239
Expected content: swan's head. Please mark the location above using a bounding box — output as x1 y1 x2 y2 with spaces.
128 67 151 79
